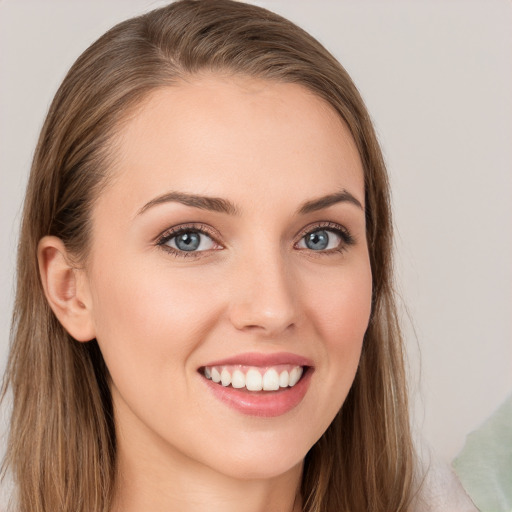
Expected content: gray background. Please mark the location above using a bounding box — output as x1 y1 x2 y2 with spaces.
1 0 511 466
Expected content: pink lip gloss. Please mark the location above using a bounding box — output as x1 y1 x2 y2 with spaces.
202 369 312 417
200 352 314 417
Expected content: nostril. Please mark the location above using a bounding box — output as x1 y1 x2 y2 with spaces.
228 302 297 335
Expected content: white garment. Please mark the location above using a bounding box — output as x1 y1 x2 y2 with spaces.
413 457 479 512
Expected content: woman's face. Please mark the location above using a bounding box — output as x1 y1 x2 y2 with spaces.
83 76 372 480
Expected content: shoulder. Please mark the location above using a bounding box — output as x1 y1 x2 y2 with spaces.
411 456 478 512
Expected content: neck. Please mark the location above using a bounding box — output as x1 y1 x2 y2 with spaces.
111 425 303 512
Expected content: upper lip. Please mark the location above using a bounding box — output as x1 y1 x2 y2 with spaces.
201 352 313 368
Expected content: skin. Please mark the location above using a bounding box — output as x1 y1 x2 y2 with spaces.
39 76 372 512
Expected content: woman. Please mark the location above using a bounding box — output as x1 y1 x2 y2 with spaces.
1 1 416 510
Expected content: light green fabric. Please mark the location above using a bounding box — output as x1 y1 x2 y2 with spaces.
453 394 512 512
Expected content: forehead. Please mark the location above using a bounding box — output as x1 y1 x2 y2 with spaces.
104 75 364 214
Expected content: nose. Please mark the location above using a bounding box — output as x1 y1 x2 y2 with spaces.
228 248 298 336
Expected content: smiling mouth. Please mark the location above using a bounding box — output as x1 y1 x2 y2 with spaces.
200 364 307 392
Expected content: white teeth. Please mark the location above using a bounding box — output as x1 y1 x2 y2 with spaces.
245 369 263 391
231 369 246 389
262 369 280 391
289 367 303 387
220 368 231 387
203 365 305 391
211 367 221 383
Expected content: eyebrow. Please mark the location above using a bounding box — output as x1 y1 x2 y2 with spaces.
137 188 363 217
137 191 239 216
297 190 364 214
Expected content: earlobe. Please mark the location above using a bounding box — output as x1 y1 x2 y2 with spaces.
38 236 96 342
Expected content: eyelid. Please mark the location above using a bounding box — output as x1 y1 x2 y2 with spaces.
156 223 219 241
156 223 224 255
295 221 353 241
294 221 355 251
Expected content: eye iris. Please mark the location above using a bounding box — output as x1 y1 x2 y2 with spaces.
175 232 200 251
305 230 329 250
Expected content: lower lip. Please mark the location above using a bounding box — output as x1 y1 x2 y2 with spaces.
202 369 313 418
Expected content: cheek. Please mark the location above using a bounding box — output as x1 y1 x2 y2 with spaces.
301 258 372 414
87 258 220 377
305 260 372 348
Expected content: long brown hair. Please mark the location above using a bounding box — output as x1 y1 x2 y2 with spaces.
1 1 415 510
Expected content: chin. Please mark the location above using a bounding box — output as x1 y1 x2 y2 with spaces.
200 429 314 481
214 454 304 482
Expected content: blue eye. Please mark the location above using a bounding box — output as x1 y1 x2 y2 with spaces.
296 225 352 252
306 230 334 250
161 229 217 253
300 229 341 251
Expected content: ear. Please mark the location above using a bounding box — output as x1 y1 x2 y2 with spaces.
38 236 96 342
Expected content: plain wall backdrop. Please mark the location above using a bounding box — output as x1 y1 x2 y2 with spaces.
1 0 511 468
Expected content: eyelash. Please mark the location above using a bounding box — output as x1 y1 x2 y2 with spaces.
156 223 221 258
156 221 355 258
295 221 355 254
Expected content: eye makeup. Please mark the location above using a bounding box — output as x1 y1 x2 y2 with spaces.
156 223 223 258
155 219 356 259
294 221 356 254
